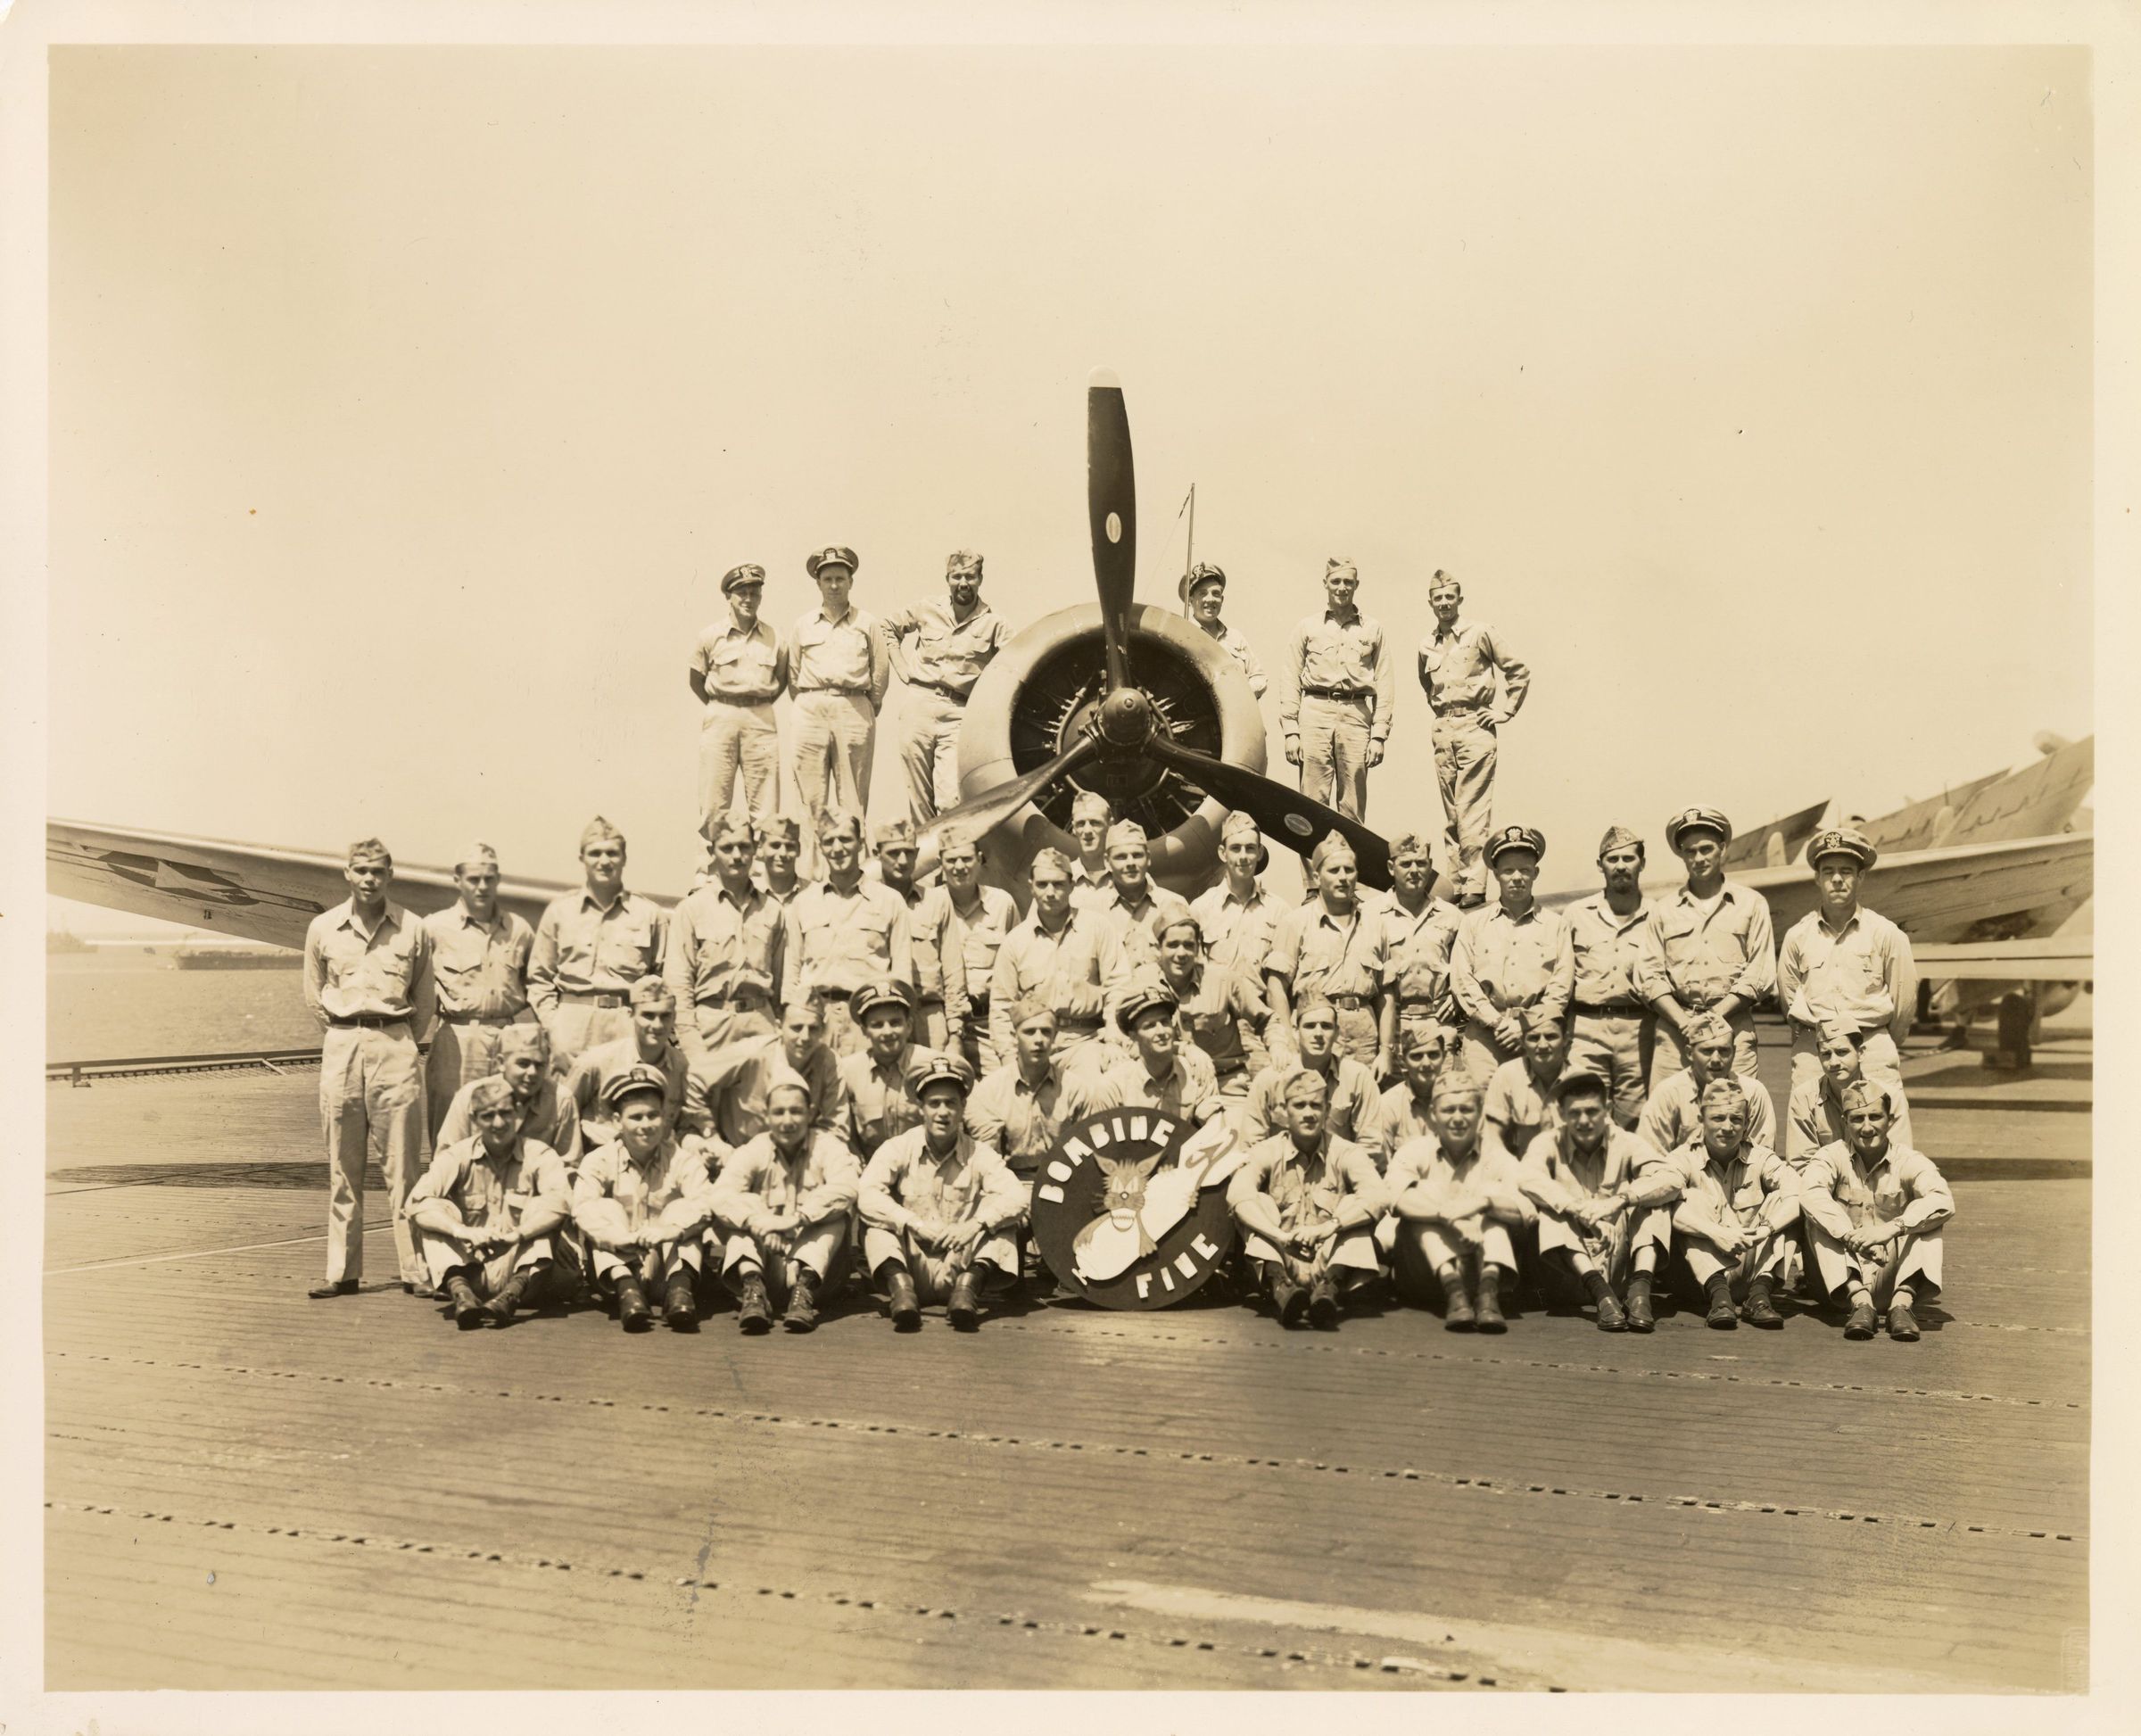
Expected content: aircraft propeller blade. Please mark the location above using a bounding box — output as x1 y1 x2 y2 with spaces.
1141 736 1395 890
1087 368 1137 694
917 732 1104 872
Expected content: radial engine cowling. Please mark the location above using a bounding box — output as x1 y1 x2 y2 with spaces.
953 601 1266 898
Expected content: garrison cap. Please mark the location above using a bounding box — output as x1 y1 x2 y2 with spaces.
498 1024 551 1061
452 841 499 872
1105 820 1150 851
467 1075 517 1113
1517 1004 1566 1034
720 562 766 594
579 814 625 852
1683 1012 1735 1050
1390 831 1434 863
815 809 864 844
872 817 918 850
1178 560 1227 603
1310 831 1359 872
1007 996 1058 1029
1597 824 1643 857
764 1071 814 1108
758 815 801 845
805 544 859 578
1485 825 1545 865
704 813 756 847
852 979 914 1021
1325 557 1359 583
1808 825 1878 870
1402 1024 1458 1062
945 549 983 578
1070 790 1113 825
905 1051 975 1097
346 836 393 867
1815 1017 1864 1048
1427 567 1462 595
1218 808 1270 872
1429 1071 1486 1109
600 1062 672 1109
1553 1066 1612 1102
1116 980 1181 1034
1698 1076 1750 1112
1665 806 1733 851
628 976 674 1012
1839 1079 1892 1115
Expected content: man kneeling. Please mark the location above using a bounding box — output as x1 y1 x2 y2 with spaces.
1645 1078 1800 1329
1226 1067 1389 1328
709 1078 861 1333
1798 1079 1954 1341
857 1054 1026 1331
404 1076 573 1327
1517 1069 1682 1333
1385 1072 1535 1332
570 1066 723 1333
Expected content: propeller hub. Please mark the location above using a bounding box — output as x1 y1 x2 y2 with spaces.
1097 686 1154 748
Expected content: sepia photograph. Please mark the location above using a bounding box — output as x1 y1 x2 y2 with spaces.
6 0 2131 1718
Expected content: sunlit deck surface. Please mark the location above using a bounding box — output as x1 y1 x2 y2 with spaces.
44 1016 2090 1692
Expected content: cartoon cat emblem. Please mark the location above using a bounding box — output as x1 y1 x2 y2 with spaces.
1070 1119 1241 1285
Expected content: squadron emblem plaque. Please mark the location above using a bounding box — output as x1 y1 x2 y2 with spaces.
1028 1111 1242 1310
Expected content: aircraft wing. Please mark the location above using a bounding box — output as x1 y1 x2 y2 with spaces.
1908 934 2094 983
47 819 576 950
1723 799 1829 870
1731 831 2093 939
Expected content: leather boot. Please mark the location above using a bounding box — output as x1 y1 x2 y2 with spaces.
1741 1273 1783 1329
781 1267 821 1333
1624 1270 1656 1333
1265 1261 1309 1327
447 1275 486 1330
1843 1296 1878 1339
736 1274 773 1334
1474 1263 1507 1334
663 1274 700 1332
615 1273 654 1333
947 1271 982 1331
1584 1269 1627 1332
1307 1273 1340 1330
1887 1300 1922 1342
485 1268 535 1327
1440 1266 1475 1331
1704 1271 1739 1329
885 1267 922 1331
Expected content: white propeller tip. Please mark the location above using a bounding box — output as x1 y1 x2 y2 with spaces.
1087 367 1120 391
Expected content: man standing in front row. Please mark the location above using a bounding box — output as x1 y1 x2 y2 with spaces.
302 837 435 1300
790 546 889 864
1775 826 1916 1102
1562 825 1654 1129
1278 558 1393 822
1636 807 1774 1086
1417 568 1530 906
528 816 669 1075
1447 827 1574 1082
884 548 1011 827
420 841 535 1141
689 561 789 838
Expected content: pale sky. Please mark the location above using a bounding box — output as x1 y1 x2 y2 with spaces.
45 42 2093 923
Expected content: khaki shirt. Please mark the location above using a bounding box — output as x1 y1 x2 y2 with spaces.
1385 1138 1535 1227
698 1033 850 1150
436 1076 583 1172
1634 883 1776 1012
1278 608 1396 744
1660 1138 1798 1245
858 1126 1027 1236
303 899 435 1033
420 905 533 1021
883 598 1011 696
406 1135 571 1238
565 1037 708 1141
692 617 789 704
663 881 785 1017
839 1043 947 1157
1169 962 1269 1079
1798 1139 1955 1240
963 1062 1067 1174
1242 1054 1380 1145
528 888 669 1013
1482 1055 1561 1158
1377 895 1463 987
1565 893 1651 1007
1776 905 1916 1040
1201 621 1268 698
1189 880 1280 977
988 909 1125 1060
570 1135 720 1249
1226 1133 1388 1233
710 1130 862 1236
1061 1047 1222 1126
1449 902 1575 1025
903 883 967 1018
790 604 889 705
1418 618 1530 718
1267 901 1388 1003
1640 1070 1779 1159
781 878 914 1000
1517 1124 1678 1216
934 884 1021 1001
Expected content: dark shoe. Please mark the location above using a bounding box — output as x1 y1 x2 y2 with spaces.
1307 1275 1339 1330
1741 1275 1783 1329
1624 1271 1655 1333
947 1272 982 1332
736 1276 773 1334
307 1278 359 1300
1474 1266 1507 1334
484 1269 536 1327
1273 1275 1310 1328
1843 1300 1878 1340
1705 1274 1739 1330
1440 1269 1475 1332
1887 1301 1921 1342
447 1276 486 1330
664 1276 700 1332
886 1268 922 1331
616 1274 654 1333
781 1269 821 1333
1583 1269 1626 1332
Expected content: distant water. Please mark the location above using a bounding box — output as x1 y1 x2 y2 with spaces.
46 952 319 1062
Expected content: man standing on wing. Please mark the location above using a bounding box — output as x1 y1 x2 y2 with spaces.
689 562 789 839
1416 568 1530 907
1277 557 1393 822
882 549 1011 827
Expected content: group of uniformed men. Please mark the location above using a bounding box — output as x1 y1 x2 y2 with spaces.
302 733 1952 1344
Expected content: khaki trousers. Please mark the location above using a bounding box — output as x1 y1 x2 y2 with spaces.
318 1023 426 1285
1566 1011 1652 1129
412 1208 556 1294
698 699 781 834
423 1014 528 1139
862 1223 1018 1302
1297 694 1375 820
897 688 967 826
794 690 876 838
1431 712 1498 897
